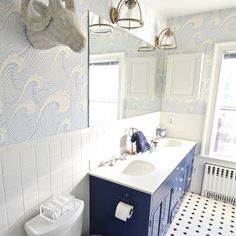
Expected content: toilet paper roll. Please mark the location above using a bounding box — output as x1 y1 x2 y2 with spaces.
115 202 134 222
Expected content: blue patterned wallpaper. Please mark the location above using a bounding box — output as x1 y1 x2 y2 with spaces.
0 1 88 147
3 1 235 146
161 8 236 114
0 0 160 147
90 26 157 57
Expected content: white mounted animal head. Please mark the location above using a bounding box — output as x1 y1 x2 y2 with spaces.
21 0 86 52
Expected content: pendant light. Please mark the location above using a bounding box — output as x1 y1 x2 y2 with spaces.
90 13 114 35
138 43 156 52
155 28 177 49
110 0 144 30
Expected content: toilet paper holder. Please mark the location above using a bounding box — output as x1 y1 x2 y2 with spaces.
118 193 133 205
118 193 132 204
115 193 134 222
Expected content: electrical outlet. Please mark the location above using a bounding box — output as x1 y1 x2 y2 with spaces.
169 116 174 124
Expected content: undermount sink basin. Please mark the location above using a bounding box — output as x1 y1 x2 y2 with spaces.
122 160 155 176
159 139 182 147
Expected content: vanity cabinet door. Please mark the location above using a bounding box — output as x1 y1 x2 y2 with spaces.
169 146 196 223
160 188 173 236
151 203 162 236
184 148 195 192
170 171 184 224
150 187 173 236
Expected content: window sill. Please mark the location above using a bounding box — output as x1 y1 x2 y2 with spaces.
198 153 236 164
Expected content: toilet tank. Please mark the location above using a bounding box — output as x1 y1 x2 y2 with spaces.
24 199 84 236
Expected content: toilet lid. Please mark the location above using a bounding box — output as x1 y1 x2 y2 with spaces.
25 200 84 236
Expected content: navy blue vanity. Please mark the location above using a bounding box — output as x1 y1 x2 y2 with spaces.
90 144 195 236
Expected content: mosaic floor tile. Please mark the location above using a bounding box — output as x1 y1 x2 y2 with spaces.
166 192 236 236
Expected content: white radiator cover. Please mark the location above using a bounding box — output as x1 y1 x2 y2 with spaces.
201 163 236 205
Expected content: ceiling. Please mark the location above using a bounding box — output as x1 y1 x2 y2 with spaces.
150 0 236 18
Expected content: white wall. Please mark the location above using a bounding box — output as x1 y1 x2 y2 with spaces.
0 112 160 236
160 112 205 144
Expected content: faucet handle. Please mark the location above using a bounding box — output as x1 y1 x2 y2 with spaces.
109 158 116 166
156 127 166 138
156 127 161 137
160 127 166 138
112 155 126 161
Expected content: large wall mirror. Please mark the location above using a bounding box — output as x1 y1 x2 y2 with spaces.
89 12 163 126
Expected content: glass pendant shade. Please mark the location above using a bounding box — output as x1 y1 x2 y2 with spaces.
138 43 156 52
155 28 177 49
110 0 144 30
90 13 114 35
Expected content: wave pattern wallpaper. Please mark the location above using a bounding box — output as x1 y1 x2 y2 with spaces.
0 1 88 147
162 8 236 114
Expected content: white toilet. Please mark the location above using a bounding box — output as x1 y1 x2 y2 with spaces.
24 199 84 236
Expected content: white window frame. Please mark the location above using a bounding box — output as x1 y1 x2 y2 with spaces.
202 41 236 161
89 52 125 122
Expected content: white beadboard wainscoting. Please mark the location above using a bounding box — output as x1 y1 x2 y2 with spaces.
0 112 160 236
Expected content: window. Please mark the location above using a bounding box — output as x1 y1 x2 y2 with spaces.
209 50 236 158
202 42 236 161
89 53 125 126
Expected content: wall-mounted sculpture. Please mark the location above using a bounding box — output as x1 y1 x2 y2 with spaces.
21 0 86 52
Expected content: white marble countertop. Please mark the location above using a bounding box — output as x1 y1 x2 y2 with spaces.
89 138 196 194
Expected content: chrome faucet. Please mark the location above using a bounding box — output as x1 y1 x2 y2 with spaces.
156 127 166 139
99 154 127 167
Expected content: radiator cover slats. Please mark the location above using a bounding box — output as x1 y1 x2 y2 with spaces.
201 164 236 205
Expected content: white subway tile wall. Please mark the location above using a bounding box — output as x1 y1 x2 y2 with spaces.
0 112 160 236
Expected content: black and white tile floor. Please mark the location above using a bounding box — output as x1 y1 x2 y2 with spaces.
166 192 236 236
